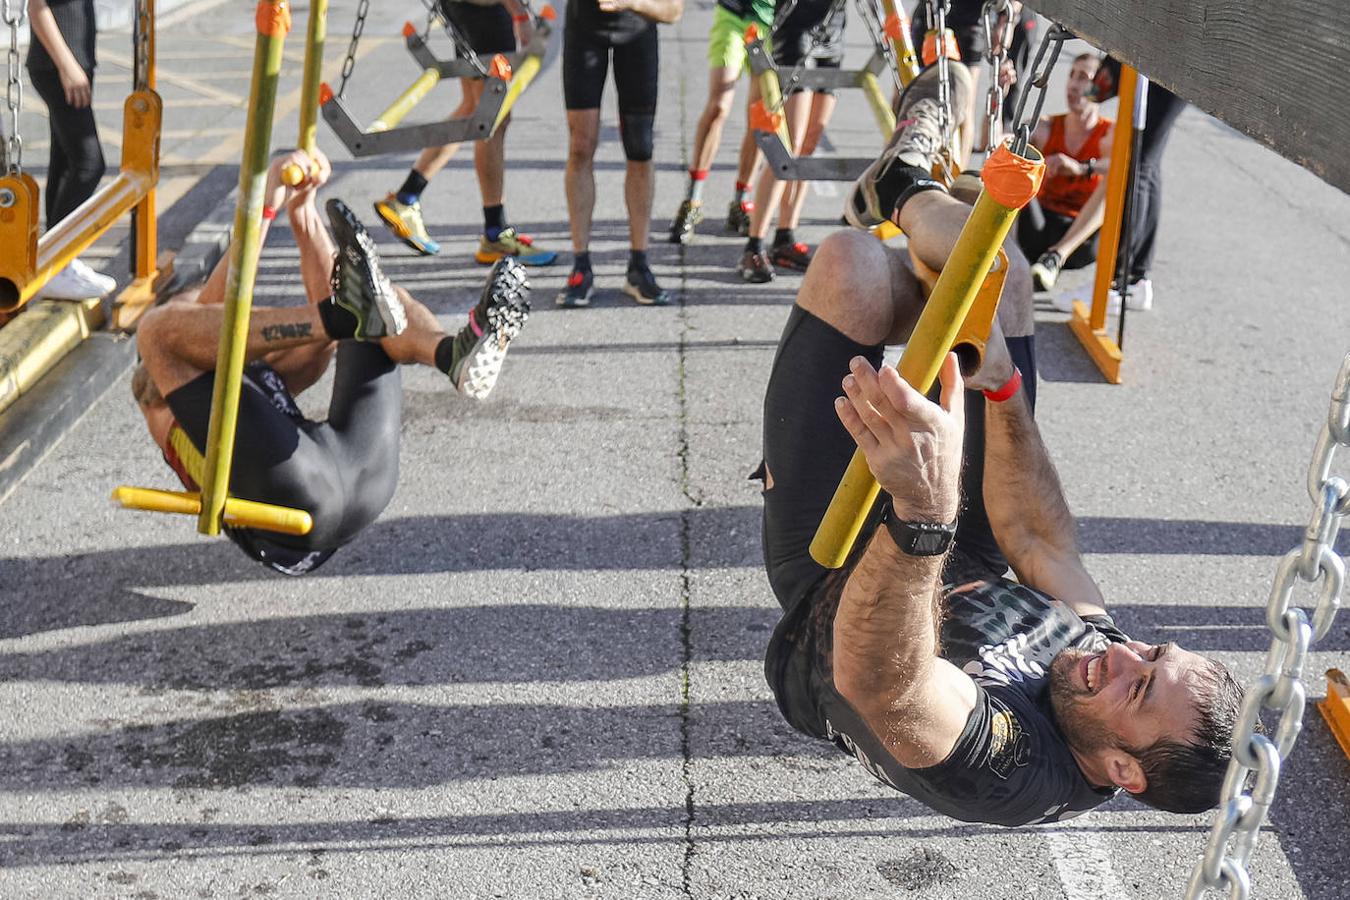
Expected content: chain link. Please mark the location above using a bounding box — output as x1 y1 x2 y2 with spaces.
852 0 902 97
769 0 845 112
2 0 25 172
979 0 1013 153
418 0 490 78
926 0 951 151
1008 22 1069 157
1184 353 1350 899
337 0 369 98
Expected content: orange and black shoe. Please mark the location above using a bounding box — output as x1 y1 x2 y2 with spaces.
770 240 814 272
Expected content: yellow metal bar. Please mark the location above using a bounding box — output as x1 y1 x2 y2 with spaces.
30 172 153 297
370 67 441 133
492 53 541 133
859 71 897 139
810 185 1028 569
753 57 793 149
112 486 314 535
132 1 158 283
0 172 41 312
281 0 328 186
1319 669 1350 764
1067 64 1136 385
199 0 291 535
881 0 921 87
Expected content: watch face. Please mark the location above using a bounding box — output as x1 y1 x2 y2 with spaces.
911 529 950 556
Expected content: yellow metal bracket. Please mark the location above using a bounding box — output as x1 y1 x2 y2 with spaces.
0 171 41 310
1319 669 1350 764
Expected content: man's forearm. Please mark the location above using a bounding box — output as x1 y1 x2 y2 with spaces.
630 0 683 24
289 202 337 304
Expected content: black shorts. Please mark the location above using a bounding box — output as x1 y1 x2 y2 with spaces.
562 22 659 113
164 344 403 574
441 0 517 57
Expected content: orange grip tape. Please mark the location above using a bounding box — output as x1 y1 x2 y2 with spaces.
981 144 1044 210
921 29 960 66
749 100 782 134
882 12 905 42
403 21 417 38
744 24 759 43
540 4 557 20
319 82 334 105
255 0 292 37
488 54 513 81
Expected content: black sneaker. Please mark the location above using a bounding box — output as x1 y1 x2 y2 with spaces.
450 257 531 400
326 198 407 340
726 200 753 236
556 267 594 308
1031 250 1063 291
770 240 813 272
738 249 774 283
845 62 973 230
669 200 704 244
623 264 671 306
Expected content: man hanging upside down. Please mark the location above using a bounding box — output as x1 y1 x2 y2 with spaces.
760 63 1245 824
132 150 530 575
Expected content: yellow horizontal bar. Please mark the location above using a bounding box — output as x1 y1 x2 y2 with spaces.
370 68 441 133
112 486 314 536
22 172 153 306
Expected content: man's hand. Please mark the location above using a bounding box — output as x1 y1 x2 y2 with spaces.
598 0 631 11
1044 152 1084 179
263 149 330 213
835 353 965 522
58 62 92 108
998 58 1017 89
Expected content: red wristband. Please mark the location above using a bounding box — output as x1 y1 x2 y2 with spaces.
513 13 529 22
261 206 278 221
982 366 1022 402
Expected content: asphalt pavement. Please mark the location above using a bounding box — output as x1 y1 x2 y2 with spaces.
0 2 1347 898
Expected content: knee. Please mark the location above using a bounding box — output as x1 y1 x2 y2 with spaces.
619 113 654 162
798 231 894 331
568 134 598 163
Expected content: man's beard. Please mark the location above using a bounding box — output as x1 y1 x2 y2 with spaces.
1049 649 1119 755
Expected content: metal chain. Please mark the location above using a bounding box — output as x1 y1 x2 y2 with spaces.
852 0 902 96
418 0 489 78
979 0 1013 153
926 0 951 151
134 0 151 93
1184 353 1350 900
770 0 846 110
336 0 370 98
1 0 24 172
1008 22 1069 157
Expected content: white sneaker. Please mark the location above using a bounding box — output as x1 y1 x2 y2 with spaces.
35 258 116 300
1051 280 1152 315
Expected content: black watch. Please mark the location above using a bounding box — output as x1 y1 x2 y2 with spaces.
883 506 957 557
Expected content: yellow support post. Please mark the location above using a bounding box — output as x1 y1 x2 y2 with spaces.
113 0 161 330
112 486 314 535
281 0 328 186
859 71 897 138
492 53 541 133
1066 65 1137 385
1320 669 1350 764
881 0 920 88
0 171 41 311
198 0 291 535
810 146 1042 569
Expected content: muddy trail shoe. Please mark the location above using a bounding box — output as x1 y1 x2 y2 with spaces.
738 249 774 283
845 61 973 230
450 257 531 400
475 227 557 266
328 198 407 341
726 200 753 236
374 194 440 256
624 264 671 306
556 267 595 308
1031 250 1063 291
771 240 813 272
669 200 705 244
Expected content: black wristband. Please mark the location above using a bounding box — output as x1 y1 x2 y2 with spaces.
883 504 957 557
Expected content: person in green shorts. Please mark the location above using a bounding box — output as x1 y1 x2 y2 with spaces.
668 0 775 244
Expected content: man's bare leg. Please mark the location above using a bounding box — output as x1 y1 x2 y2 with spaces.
565 109 601 255
626 160 654 252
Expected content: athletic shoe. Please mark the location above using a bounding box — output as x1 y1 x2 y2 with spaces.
474 226 557 266
845 61 973 230
669 200 704 244
1051 279 1153 315
450 257 531 400
726 200 753 236
327 198 407 340
1031 250 1063 291
623 264 671 306
35 257 116 300
771 241 813 272
373 193 440 256
738 249 775 283
556 267 594 308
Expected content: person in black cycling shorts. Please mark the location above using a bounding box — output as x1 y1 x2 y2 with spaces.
759 65 1245 825
374 0 556 266
556 0 684 308
738 0 846 282
133 150 531 576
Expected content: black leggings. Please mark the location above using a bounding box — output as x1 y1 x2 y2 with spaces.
1017 198 1099 268
165 342 403 554
28 66 106 227
761 305 1037 613
562 23 658 160
1128 83 1186 280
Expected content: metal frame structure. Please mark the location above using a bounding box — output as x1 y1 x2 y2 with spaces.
0 0 162 320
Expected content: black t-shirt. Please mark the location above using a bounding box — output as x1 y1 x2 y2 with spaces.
766 573 1128 826
26 0 97 73
565 0 651 43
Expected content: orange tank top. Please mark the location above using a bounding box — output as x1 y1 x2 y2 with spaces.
1037 114 1112 217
